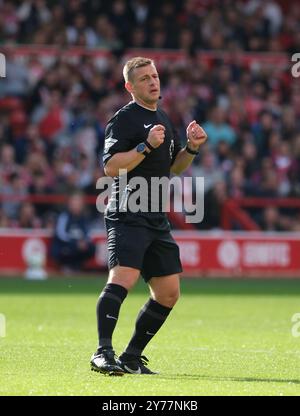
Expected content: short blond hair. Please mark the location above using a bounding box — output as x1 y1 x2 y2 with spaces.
123 57 155 82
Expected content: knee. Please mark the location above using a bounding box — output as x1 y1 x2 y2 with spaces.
154 288 180 308
108 266 140 291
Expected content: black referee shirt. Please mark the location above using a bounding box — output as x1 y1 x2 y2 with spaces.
102 101 182 230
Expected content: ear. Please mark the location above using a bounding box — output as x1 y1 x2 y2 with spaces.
125 81 134 95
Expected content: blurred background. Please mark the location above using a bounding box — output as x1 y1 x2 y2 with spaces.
0 0 300 277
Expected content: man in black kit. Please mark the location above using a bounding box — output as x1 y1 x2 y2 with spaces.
91 57 207 375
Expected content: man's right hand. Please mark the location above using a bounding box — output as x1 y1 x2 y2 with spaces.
104 125 166 176
147 124 165 148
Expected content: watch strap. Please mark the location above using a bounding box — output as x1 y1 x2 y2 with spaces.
185 145 199 155
144 140 155 151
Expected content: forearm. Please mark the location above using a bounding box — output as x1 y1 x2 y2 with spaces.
170 148 196 175
104 148 145 177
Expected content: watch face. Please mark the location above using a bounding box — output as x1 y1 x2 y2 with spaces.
136 143 147 153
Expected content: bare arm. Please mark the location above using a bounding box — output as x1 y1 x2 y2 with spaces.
104 125 165 177
171 148 196 175
104 148 146 177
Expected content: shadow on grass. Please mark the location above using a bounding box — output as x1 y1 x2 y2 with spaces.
1 277 300 296
155 373 300 385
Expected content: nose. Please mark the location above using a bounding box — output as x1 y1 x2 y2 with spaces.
150 77 158 87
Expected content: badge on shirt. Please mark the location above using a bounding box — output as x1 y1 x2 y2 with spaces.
104 131 117 154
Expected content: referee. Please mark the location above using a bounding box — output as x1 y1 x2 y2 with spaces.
91 57 207 375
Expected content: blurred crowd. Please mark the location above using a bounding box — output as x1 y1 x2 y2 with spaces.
0 0 300 53
0 0 300 232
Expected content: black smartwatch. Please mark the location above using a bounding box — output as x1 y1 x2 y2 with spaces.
185 144 200 155
136 142 149 156
144 140 155 151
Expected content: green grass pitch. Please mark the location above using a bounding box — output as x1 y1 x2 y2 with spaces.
1 276 300 396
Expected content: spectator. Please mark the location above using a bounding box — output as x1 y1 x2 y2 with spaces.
83 167 104 196
129 26 147 48
0 144 18 183
258 168 279 198
228 167 247 198
94 15 122 49
200 180 228 230
260 206 284 231
203 106 237 150
263 0 283 35
28 170 53 218
32 89 71 142
66 13 97 47
193 150 224 194
109 0 134 43
0 50 29 98
1 1 20 40
131 0 150 25
252 111 276 157
17 0 51 37
216 140 234 175
0 208 10 228
0 0 299 232
241 141 260 181
50 192 96 271
0 0 294 53
77 153 94 190
17 201 41 228
271 141 295 196
1 172 28 220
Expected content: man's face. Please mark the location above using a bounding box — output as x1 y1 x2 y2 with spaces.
126 64 160 105
69 195 84 216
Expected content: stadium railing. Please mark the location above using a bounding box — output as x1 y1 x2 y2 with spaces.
1 194 300 231
221 198 300 231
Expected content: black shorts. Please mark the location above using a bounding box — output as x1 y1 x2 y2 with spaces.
105 219 182 282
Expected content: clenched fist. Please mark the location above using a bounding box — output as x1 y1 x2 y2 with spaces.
186 120 207 151
147 124 165 149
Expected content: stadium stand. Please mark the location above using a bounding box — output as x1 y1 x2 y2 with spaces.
0 0 300 234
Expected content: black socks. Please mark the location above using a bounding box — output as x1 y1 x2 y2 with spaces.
97 286 172 357
122 298 172 357
96 283 128 350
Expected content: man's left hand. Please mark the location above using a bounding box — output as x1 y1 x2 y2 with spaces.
186 120 207 151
